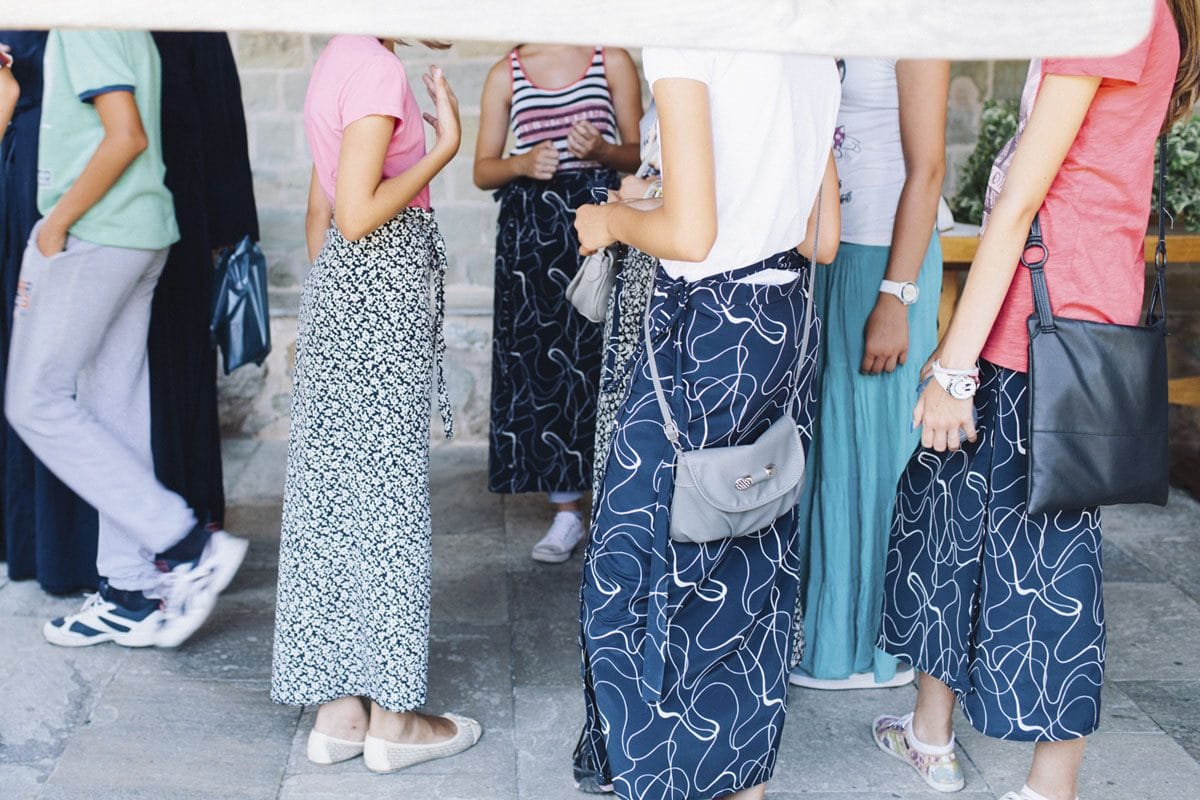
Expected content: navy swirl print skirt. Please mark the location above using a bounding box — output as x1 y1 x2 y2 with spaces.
488 169 618 495
580 251 819 800
879 361 1105 742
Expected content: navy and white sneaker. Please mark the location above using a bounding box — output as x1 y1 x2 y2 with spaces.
43 582 163 648
155 530 248 648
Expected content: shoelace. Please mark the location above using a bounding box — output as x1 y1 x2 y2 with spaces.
75 592 106 617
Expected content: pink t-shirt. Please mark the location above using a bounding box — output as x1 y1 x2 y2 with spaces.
980 0 1178 373
303 35 430 211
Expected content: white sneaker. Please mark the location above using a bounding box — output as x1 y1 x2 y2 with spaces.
531 512 585 563
43 591 163 648
155 530 248 648
790 664 916 690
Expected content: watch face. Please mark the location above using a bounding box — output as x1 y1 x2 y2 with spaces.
900 283 919 305
949 378 975 400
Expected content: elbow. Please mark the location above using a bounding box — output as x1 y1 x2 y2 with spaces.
122 129 149 157
907 160 946 192
333 209 371 242
815 240 840 265
673 227 717 263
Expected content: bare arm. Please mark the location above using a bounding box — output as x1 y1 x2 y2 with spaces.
0 67 18 141
473 60 555 189
862 59 949 375
575 77 717 263
305 166 332 261
916 73 1101 452
565 48 642 173
37 90 147 256
798 151 840 264
335 66 460 242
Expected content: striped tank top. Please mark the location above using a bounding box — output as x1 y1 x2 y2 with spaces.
508 46 619 172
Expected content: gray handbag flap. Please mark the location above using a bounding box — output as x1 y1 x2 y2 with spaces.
674 414 804 512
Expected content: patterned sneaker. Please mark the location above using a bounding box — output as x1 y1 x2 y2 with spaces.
531 512 585 563
155 530 248 648
43 582 162 648
873 713 965 793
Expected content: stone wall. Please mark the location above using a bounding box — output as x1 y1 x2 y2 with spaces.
220 38 1198 459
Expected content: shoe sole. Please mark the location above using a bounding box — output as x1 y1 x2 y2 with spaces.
531 549 575 564
209 534 250 594
42 619 158 648
791 667 916 690
871 717 965 794
363 715 482 773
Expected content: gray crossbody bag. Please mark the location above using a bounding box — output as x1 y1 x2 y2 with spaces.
644 193 820 545
566 140 662 323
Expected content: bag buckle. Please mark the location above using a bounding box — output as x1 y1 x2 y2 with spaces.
735 463 776 491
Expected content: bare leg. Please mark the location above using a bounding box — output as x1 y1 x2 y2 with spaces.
910 671 956 746
369 703 458 744
314 696 369 741
553 500 583 514
1025 739 1086 800
721 784 766 800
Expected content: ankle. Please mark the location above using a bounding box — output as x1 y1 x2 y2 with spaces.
369 708 416 741
315 698 369 740
908 714 954 753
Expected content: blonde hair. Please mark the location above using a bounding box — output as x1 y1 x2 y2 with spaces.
1166 0 1200 130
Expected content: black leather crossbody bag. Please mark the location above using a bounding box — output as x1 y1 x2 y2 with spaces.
1023 138 1170 515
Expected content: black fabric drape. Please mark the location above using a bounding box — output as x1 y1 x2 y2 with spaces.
0 30 100 594
149 32 258 528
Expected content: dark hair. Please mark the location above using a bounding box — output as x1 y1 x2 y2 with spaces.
397 39 453 51
1166 0 1200 130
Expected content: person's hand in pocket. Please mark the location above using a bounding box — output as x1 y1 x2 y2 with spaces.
36 219 68 258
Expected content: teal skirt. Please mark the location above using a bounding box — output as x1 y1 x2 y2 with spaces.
795 236 942 682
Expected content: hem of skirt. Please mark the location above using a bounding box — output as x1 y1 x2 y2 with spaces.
270 687 425 714
488 483 592 495
612 767 776 800
880 645 1100 744
961 707 1099 743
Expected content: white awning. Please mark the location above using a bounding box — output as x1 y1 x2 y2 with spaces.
0 0 1155 59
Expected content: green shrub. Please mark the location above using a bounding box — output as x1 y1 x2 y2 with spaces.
1157 115 1200 233
948 99 1018 226
951 106 1200 233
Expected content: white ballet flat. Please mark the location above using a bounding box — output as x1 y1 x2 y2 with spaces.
306 728 366 765
363 713 483 773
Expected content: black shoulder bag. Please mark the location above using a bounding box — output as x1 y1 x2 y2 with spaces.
1023 137 1170 515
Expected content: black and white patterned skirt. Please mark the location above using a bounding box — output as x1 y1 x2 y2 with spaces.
271 208 453 712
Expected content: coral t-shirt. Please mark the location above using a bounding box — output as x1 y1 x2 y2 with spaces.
304 35 430 210
980 0 1178 373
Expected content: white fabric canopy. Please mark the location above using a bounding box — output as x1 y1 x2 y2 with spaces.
0 0 1155 59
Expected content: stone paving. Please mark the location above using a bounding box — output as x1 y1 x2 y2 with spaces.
2 440 1200 800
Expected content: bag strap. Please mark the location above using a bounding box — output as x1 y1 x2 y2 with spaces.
1146 135 1169 327
642 188 822 454
1025 135 1170 333
1023 215 1055 333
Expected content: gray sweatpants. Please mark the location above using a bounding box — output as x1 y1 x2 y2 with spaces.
6 226 196 592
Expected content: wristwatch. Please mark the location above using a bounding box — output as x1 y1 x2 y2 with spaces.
880 279 919 306
932 360 980 400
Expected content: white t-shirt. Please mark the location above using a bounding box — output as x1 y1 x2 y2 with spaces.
642 48 841 281
834 57 909 247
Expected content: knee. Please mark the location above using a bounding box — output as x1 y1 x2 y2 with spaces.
5 377 59 440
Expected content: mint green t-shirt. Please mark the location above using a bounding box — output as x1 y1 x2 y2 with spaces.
37 29 179 250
